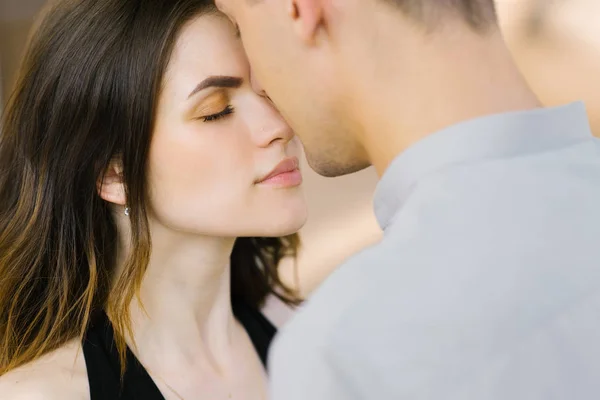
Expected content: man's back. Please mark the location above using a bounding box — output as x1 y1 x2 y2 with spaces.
269 103 600 399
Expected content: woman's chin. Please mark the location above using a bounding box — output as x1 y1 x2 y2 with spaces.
270 213 308 237
255 207 308 238
276 222 306 237
260 196 308 237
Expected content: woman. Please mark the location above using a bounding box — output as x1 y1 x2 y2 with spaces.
0 0 307 398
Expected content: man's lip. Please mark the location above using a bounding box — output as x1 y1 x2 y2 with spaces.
256 157 300 183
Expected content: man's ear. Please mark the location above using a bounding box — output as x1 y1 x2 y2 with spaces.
97 159 127 206
289 0 326 44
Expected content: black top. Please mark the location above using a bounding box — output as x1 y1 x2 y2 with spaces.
82 302 276 400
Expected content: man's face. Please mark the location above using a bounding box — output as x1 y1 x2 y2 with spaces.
216 0 285 88
216 0 371 177
216 0 316 165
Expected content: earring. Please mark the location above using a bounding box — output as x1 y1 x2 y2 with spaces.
124 207 131 216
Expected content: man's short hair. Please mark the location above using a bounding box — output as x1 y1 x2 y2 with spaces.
384 0 498 32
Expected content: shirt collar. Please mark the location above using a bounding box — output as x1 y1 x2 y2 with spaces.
374 102 594 230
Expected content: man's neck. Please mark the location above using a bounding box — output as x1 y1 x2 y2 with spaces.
344 24 542 176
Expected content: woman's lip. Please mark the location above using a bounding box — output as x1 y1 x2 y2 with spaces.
256 157 300 183
258 169 303 187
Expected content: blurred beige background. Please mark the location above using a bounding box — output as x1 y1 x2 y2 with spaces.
1 0 47 107
2 0 600 326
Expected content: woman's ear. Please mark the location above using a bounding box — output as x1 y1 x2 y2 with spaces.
97 159 127 206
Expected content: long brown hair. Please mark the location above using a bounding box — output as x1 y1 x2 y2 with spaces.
0 0 299 375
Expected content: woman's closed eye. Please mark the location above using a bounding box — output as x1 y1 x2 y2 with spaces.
201 105 235 122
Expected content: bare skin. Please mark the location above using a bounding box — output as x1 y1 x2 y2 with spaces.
0 13 304 400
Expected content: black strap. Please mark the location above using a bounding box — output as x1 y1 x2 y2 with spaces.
83 312 164 399
233 301 277 367
83 304 276 400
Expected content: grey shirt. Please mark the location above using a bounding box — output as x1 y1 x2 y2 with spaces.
269 103 600 400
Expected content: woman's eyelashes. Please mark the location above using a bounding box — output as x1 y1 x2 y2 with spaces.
201 105 235 122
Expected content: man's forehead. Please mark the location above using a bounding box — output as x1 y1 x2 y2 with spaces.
215 0 237 25
216 0 263 10
215 0 236 14
214 0 226 11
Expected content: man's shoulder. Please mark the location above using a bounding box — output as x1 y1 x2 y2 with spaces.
0 339 89 400
273 242 392 352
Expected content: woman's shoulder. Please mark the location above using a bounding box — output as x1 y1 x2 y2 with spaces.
0 339 89 400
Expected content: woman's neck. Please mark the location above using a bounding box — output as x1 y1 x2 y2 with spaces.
118 227 241 373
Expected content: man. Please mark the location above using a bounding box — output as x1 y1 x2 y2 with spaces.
217 0 600 398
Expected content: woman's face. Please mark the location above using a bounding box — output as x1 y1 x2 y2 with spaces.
147 13 307 238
